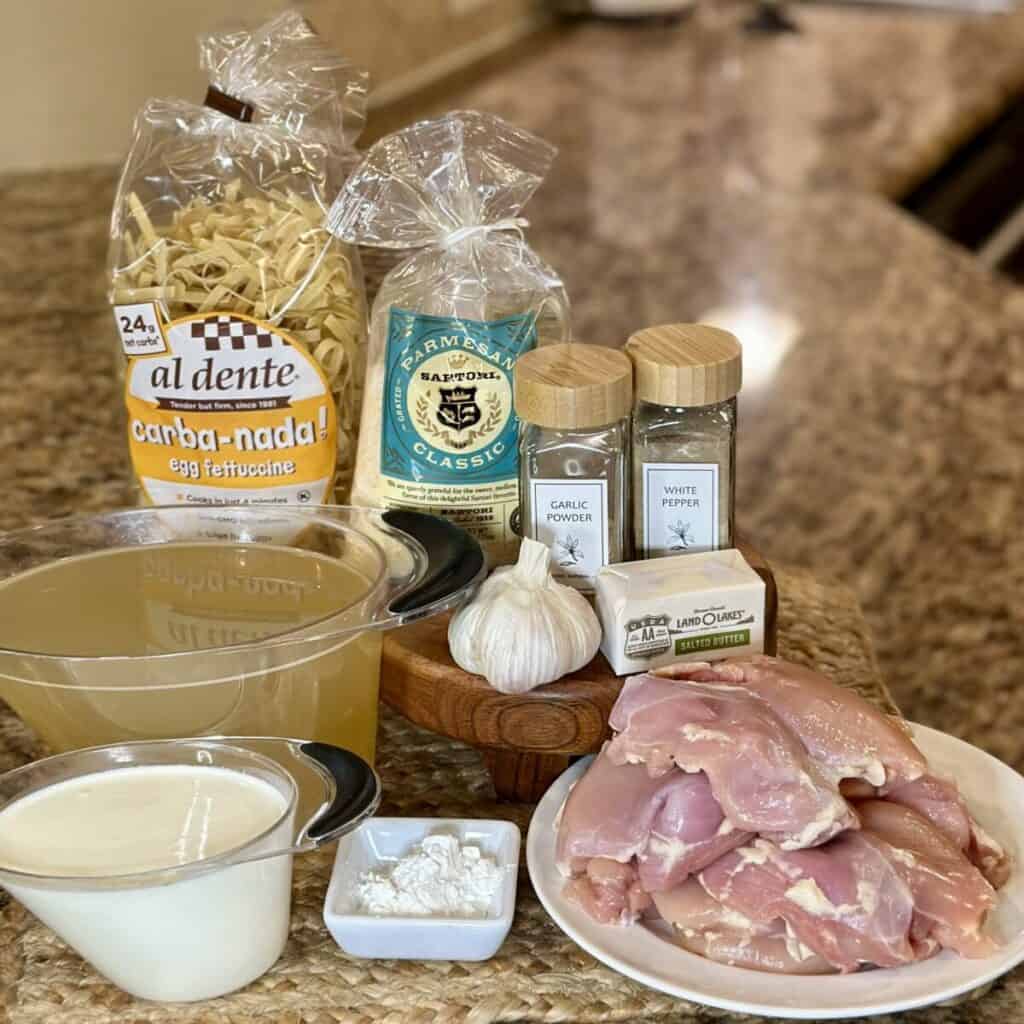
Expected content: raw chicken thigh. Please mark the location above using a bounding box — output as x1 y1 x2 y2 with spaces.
638 767 750 892
556 744 748 877
855 799 998 958
698 835 917 972
653 803 997 972
651 878 834 975
557 745 750 922
562 858 650 925
606 673 857 849
656 656 927 791
885 774 1010 888
554 655 1007 974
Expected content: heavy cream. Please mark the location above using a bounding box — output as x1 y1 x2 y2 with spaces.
596 548 765 675
0 765 295 1002
0 766 286 875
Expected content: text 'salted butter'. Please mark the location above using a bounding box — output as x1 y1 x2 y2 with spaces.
595 548 765 675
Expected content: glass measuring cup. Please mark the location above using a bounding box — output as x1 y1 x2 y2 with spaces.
0 736 380 1001
0 506 485 760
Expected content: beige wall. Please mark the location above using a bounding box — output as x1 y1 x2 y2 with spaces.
0 0 540 174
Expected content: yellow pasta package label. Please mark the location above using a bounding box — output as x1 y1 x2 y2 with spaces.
122 310 338 506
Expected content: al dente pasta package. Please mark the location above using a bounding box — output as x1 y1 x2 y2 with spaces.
108 12 369 506
329 111 570 564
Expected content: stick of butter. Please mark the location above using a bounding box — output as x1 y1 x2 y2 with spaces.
595 549 766 675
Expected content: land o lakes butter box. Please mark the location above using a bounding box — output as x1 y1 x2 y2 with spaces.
595 549 765 675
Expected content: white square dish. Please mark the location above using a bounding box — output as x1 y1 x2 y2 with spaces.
323 817 520 961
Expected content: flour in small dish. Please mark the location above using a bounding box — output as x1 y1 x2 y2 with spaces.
356 834 502 917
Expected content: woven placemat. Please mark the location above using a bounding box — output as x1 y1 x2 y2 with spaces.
0 567 932 1024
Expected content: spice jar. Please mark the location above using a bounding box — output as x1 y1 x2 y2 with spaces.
515 343 632 591
625 324 742 559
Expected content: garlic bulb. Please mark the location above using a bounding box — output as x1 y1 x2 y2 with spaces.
448 538 602 694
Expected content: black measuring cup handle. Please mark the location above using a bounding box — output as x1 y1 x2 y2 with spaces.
382 508 486 617
300 742 381 842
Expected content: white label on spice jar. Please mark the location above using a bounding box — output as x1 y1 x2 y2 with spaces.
641 463 719 557
529 478 609 590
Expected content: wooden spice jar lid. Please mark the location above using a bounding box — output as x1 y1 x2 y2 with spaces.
514 343 633 429
626 323 742 407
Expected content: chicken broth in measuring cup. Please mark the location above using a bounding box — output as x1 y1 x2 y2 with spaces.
0 542 382 760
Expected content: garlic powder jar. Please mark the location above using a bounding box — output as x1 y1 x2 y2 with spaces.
626 324 742 559
514 343 632 591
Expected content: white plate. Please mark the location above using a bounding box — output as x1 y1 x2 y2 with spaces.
527 723 1024 1019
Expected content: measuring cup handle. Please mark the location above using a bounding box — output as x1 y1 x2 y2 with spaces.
383 509 486 617
299 742 380 842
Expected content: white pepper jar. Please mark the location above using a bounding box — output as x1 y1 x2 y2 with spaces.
515 343 632 591
625 324 742 559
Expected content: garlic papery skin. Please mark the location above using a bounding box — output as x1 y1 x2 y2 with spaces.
448 538 602 694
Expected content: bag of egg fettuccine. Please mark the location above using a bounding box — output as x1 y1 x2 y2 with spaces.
328 110 570 564
108 11 369 507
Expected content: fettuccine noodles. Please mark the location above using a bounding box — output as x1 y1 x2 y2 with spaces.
111 181 367 500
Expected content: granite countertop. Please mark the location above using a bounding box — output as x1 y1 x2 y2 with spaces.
3 3 1024 1017
405 1 1024 196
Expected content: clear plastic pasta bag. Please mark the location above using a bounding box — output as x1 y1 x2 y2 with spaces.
108 11 369 506
329 110 570 563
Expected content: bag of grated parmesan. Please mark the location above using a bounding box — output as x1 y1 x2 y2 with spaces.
328 110 570 564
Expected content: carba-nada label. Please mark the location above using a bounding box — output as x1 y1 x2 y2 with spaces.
121 310 337 506
378 307 537 543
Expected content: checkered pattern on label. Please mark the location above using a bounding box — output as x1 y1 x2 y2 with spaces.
189 316 284 352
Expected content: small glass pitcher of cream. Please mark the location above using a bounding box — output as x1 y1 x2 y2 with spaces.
0 737 379 1001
